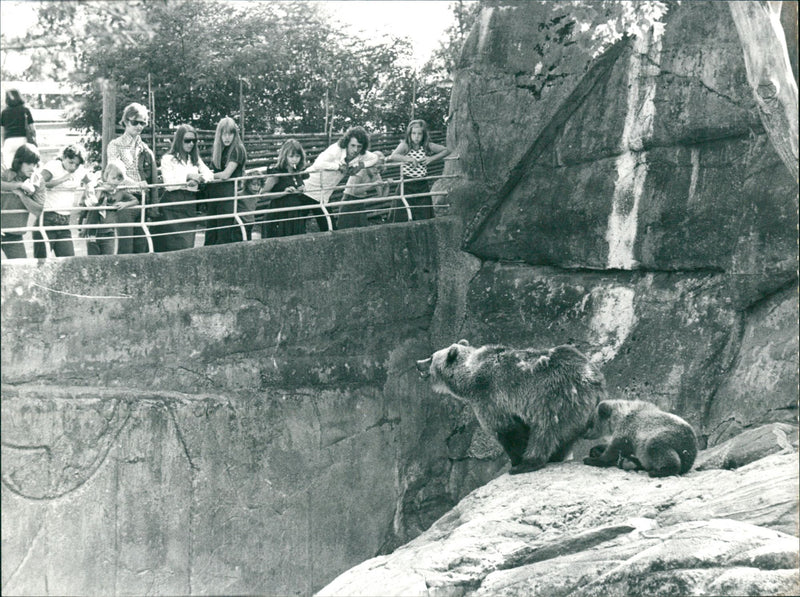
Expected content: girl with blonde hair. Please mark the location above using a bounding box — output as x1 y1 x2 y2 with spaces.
205 116 247 245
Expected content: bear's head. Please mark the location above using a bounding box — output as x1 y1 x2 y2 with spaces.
582 399 639 439
416 339 473 397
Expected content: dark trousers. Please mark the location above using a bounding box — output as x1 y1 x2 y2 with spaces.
114 207 141 254
33 212 74 258
336 193 368 229
205 181 243 245
262 193 330 237
87 231 116 255
154 190 197 252
1 233 26 258
392 178 433 222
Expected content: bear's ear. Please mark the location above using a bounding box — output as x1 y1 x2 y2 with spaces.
447 346 459 364
457 339 470 346
598 401 612 419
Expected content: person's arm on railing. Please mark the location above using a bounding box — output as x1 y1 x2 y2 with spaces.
195 156 215 184
112 190 141 211
422 142 451 167
213 144 245 180
386 141 411 165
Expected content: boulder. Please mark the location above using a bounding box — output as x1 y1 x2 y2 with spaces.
318 452 799 596
695 423 799 471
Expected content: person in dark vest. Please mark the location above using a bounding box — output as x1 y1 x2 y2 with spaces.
205 117 247 245
1 89 36 170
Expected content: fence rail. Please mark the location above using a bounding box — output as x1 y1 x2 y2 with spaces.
147 129 446 171
1 158 457 258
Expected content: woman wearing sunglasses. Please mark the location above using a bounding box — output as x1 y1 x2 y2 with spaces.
155 124 213 251
105 102 157 253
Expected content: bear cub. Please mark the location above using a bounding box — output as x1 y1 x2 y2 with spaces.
582 399 698 477
417 340 606 475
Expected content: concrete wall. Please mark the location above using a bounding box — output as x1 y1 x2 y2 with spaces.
1 219 505 596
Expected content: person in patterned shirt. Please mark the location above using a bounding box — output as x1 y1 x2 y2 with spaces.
387 119 450 222
106 102 157 253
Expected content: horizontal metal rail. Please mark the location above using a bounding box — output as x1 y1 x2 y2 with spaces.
1 159 459 257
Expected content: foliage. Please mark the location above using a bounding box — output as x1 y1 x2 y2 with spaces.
9 0 463 145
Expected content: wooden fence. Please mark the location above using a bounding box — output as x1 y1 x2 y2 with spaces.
148 129 446 172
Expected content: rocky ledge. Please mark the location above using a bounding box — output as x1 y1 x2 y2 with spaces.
319 424 799 596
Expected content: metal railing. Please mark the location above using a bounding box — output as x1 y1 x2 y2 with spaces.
1 157 458 258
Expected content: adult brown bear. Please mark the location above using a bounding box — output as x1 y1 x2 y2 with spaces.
416 340 606 474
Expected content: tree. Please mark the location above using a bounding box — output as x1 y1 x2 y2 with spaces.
412 1 480 130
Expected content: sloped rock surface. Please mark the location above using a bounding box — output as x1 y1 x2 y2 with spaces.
695 422 799 470
318 452 799 596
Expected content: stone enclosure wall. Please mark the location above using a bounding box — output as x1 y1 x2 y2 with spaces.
1 221 505 596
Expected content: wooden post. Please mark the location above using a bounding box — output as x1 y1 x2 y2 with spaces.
101 79 116 170
325 87 331 145
411 71 417 120
239 76 245 137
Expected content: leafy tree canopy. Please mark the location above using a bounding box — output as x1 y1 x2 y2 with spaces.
5 0 475 144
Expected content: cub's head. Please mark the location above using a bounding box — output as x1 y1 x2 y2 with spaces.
416 339 473 397
582 399 638 439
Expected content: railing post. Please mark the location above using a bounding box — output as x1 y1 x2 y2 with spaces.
400 169 412 221
37 211 51 258
140 201 154 253
233 184 246 240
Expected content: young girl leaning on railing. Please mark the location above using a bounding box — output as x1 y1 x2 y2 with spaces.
81 159 140 256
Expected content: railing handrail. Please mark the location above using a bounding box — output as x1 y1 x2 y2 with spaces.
1 158 459 256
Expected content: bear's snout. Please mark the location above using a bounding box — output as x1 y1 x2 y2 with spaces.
416 357 432 377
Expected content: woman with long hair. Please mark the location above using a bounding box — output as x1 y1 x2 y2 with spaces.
205 116 247 245
1 89 36 170
387 119 450 221
155 124 213 251
260 139 313 237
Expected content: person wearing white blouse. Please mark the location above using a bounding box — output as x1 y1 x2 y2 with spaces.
155 124 213 251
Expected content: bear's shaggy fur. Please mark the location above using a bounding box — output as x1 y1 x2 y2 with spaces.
416 340 606 475
582 399 698 477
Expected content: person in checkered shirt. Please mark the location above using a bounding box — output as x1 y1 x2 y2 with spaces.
387 119 450 222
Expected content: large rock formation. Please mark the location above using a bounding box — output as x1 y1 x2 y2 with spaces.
319 449 799 596
441 0 798 446
324 1 799 592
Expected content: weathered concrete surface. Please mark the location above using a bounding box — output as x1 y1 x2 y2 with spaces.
319 452 800 597
1 220 506 596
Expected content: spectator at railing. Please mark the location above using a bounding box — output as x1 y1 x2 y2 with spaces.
387 119 450 222
261 139 328 237
155 124 213 252
304 126 380 228
82 159 140 256
106 102 157 253
1 143 43 259
31 144 88 258
338 150 389 229
205 117 247 246
1 89 36 170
